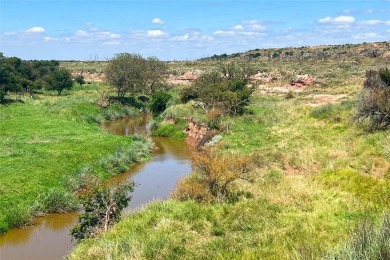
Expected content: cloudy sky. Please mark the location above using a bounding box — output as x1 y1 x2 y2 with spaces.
1 0 389 61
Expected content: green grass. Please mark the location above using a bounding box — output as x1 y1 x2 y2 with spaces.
71 79 390 258
0 86 151 233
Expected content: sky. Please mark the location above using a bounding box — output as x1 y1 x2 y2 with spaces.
0 0 389 61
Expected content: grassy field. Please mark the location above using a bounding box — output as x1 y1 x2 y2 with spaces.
70 46 390 259
0 85 151 233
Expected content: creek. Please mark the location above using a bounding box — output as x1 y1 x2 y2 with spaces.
0 115 191 260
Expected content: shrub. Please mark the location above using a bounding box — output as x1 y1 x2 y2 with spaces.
40 187 79 213
356 69 390 130
173 147 254 203
150 91 171 116
74 75 86 85
71 183 134 241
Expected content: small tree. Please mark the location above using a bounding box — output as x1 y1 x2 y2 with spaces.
71 183 134 241
74 75 86 85
356 69 390 130
173 147 254 203
150 91 171 116
45 68 73 95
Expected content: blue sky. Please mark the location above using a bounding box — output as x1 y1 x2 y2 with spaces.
1 0 389 60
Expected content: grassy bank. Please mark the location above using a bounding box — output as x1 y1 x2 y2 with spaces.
70 78 390 258
0 86 151 233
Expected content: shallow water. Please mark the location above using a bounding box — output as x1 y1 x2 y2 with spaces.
0 115 191 260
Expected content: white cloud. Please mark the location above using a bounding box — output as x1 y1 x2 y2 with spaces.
230 21 266 31
74 30 120 39
152 18 165 24
319 15 355 24
353 32 380 39
44 36 70 42
213 30 235 36
249 24 266 30
359 20 382 25
103 41 121 46
231 25 244 30
172 34 190 41
26 27 45 33
147 30 167 37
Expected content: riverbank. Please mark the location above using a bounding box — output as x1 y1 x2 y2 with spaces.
70 87 390 258
0 85 151 233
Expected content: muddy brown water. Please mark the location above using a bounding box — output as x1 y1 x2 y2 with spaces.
0 115 191 260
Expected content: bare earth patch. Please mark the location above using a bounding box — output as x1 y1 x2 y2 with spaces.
306 94 349 106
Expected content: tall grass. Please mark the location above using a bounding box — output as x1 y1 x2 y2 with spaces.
326 212 390 260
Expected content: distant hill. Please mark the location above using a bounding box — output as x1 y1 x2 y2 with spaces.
199 41 390 62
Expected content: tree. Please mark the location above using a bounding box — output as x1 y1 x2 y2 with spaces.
150 91 171 116
105 53 167 98
71 183 134 241
74 75 86 85
145 57 168 93
182 70 253 115
105 53 147 98
45 68 73 95
356 69 390 130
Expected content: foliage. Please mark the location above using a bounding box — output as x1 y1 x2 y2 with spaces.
219 61 255 81
325 212 390 259
39 187 79 213
379 67 390 87
173 147 254 203
74 75 86 85
0 53 62 102
150 91 171 116
100 136 153 175
0 89 151 233
45 67 74 95
183 71 253 115
71 183 135 241
105 53 167 98
356 69 390 130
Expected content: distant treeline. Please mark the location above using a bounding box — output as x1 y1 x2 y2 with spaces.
0 53 73 102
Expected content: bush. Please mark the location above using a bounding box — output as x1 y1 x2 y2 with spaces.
74 75 86 85
71 183 135 241
173 147 254 203
39 187 79 213
150 91 171 116
356 69 390 130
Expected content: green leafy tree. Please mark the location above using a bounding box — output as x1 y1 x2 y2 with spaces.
105 53 167 98
150 91 171 116
74 75 86 85
145 56 168 93
183 69 253 115
71 183 134 241
105 53 147 98
45 68 73 95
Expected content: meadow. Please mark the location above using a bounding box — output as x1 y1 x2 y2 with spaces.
71 42 390 259
0 85 151 233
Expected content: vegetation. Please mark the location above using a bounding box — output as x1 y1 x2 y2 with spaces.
45 67 73 95
0 84 152 233
356 68 390 130
2 42 390 258
71 42 390 259
173 147 255 203
71 183 135 241
0 53 75 101
105 53 167 98
180 64 253 115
